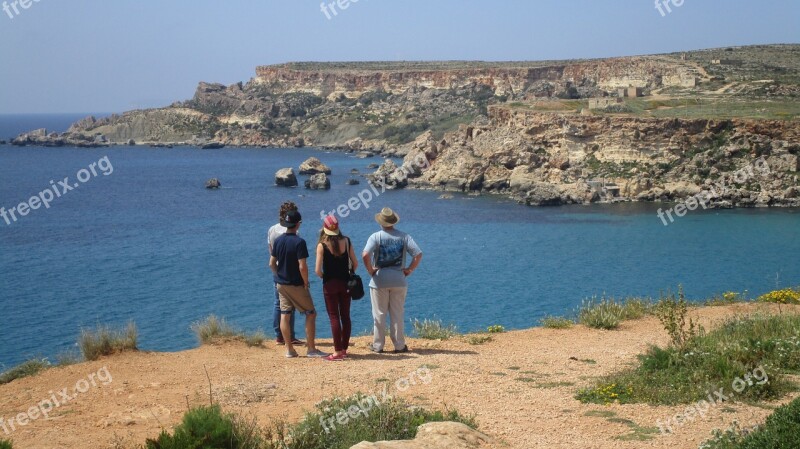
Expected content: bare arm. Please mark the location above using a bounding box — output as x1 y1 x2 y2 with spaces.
269 255 278 274
315 244 324 279
298 258 310 289
403 253 423 277
348 238 359 272
362 251 376 277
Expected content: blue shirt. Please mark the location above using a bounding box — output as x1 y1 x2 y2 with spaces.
363 229 422 289
271 233 309 286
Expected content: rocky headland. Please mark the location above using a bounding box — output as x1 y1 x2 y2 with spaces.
10 44 800 207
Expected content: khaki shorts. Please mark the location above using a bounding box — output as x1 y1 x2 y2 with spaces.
277 284 316 315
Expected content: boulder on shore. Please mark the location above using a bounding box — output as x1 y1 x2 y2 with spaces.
305 173 331 190
350 422 493 449
346 178 361 185
205 178 221 189
299 157 332 175
275 168 298 187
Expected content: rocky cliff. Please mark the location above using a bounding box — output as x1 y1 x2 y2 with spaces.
11 45 800 207
402 107 799 207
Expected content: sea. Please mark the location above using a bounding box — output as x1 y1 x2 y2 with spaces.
1 114 799 369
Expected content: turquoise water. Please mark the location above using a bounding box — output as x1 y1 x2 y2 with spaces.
0 144 799 369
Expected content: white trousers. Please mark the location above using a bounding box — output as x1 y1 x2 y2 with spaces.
370 287 408 351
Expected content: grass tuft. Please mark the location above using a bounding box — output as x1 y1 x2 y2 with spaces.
467 334 493 345
540 316 574 329
412 318 459 340
0 439 13 449
79 322 138 361
0 358 50 385
191 315 266 347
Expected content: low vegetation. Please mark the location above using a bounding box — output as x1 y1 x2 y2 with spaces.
191 315 266 348
700 396 800 449
412 318 459 340
0 358 50 385
540 316 574 329
0 439 13 449
79 321 138 361
757 287 800 305
146 395 476 449
577 313 800 405
467 334 493 345
576 296 654 330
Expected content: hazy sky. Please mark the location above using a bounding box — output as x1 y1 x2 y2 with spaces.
0 0 797 113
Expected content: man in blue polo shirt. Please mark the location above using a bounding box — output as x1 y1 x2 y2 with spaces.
269 210 328 359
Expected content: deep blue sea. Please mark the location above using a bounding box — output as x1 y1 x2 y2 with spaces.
1 116 799 369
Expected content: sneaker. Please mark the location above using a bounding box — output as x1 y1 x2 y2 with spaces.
306 349 329 358
393 346 410 354
369 345 384 354
285 351 299 358
276 338 285 346
323 353 346 362
291 339 305 346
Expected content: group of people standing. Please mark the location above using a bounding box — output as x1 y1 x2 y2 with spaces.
267 201 423 361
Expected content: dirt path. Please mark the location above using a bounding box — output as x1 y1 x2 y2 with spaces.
1 303 797 449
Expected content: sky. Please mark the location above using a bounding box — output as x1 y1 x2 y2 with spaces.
0 0 797 113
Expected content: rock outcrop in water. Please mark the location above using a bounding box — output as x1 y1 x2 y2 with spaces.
299 157 332 175
275 168 298 187
12 45 800 208
304 173 331 190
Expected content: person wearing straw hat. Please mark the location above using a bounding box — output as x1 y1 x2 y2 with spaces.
362 207 423 354
315 215 359 361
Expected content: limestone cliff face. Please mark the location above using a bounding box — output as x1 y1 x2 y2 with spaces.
12 46 800 208
405 107 800 207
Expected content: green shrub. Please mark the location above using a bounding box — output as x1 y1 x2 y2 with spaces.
145 396 475 449
79 321 138 361
412 318 458 340
540 316 574 329
0 439 13 449
487 325 505 334
577 313 800 405
0 358 50 385
191 316 266 347
270 394 476 449
146 405 246 449
654 288 698 349
701 397 800 449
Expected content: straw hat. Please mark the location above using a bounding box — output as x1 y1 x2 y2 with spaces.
375 207 400 227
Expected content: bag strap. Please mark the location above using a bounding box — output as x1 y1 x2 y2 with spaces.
346 237 353 273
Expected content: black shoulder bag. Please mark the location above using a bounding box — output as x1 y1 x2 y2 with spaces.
346 238 365 300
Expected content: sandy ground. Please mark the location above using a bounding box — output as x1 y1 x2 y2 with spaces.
1 303 798 449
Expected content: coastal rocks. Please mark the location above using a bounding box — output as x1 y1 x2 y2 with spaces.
205 178 221 189
367 163 380 169
275 168 298 187
350 422 493 449
201 142 225 149
346 178 361 185
299 157 332 175
367 160 407 189
521 182 564 206
356 151 375 159
305 173 331 190
11 128 108 147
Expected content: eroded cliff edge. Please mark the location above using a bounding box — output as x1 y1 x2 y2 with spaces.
11 45 800 207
